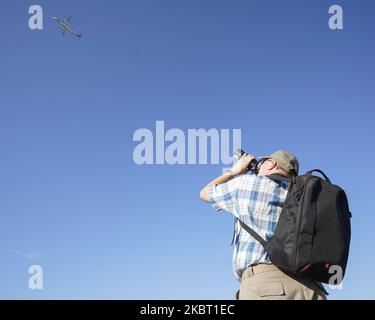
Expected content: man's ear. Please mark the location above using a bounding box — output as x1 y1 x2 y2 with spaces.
269 159 278 170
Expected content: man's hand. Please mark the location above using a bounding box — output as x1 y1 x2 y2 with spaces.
228 154 255 176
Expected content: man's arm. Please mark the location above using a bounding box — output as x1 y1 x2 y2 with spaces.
199 173 234 202
200 154 254 202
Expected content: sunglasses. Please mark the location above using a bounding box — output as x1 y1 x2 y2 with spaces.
254 158 274 173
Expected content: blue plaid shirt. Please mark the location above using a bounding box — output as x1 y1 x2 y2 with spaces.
206 173 289 281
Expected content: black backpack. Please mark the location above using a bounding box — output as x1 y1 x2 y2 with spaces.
238 169 351 284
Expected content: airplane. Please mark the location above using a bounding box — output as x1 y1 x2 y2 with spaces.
52 16 82 38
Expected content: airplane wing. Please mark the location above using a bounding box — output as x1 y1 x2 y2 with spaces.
67 16 72 23
61 29 66 36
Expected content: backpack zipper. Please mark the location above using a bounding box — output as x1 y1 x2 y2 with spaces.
294 175 312 271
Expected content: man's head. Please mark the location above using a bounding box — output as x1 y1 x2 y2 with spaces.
257 150 299 177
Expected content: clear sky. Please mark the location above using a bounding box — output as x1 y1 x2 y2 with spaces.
0 0 374 299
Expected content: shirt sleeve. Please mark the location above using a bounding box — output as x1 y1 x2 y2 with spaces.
205 176 242 217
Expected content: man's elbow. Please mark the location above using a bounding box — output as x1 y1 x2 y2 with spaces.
200 188 209 202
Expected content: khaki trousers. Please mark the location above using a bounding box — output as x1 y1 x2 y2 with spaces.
236 264 327 300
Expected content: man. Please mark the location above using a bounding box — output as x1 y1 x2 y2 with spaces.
200 150 327 300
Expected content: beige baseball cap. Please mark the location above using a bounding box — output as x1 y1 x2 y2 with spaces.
261 150 299 176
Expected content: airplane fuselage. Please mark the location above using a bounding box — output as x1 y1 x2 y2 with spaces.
52 16 81 38
60 22 75 34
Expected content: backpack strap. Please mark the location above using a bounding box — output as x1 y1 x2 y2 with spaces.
266 173 290 182
237 174 292 249
238 219 267 248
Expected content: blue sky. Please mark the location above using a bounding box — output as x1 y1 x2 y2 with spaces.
0 0 374 299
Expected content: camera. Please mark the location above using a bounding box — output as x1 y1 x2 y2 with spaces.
233 149 261 174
